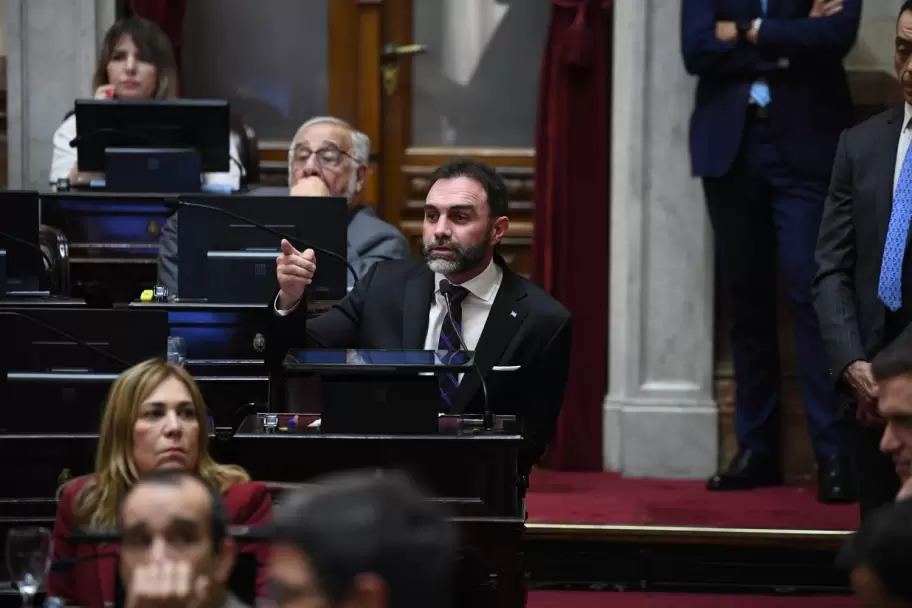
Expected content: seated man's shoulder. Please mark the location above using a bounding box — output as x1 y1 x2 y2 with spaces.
845 106 903 145
513 273 571 324
351 206 406 239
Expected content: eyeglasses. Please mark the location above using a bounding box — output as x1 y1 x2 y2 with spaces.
292 145 356 169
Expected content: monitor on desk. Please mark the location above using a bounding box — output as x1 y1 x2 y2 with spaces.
283 349 475 435
0 190 44 293
0 307 169 432
177 195 348 302
74 99 230 174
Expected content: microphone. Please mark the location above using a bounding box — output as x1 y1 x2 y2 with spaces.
0 230 54 274
164 198 358 287
68 127 247 180
438 279 494 431
50 552 118 572
0 311 133 368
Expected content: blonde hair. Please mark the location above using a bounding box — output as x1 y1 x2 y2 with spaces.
92 17 179 100
74 359 249 527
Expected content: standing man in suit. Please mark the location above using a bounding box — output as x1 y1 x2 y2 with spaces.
681 0 860 501
814 0 912 519
271 157 573 476
156 117 409 296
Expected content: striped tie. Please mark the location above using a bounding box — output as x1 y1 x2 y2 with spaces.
438 285 470 411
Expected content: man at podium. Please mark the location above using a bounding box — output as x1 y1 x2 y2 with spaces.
271 157 573 475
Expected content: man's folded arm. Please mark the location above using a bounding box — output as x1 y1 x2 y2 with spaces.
812 129 866 383
756 0 861 59
518 316 573 475
681 0 774 77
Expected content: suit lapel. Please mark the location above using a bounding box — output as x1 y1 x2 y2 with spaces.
401 266 434 349
450 268 528 414
877 106 905 255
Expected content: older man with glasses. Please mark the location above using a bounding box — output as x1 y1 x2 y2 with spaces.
156 116 409 296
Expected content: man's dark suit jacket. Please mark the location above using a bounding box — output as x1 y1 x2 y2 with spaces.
681 0 860 180
273 257 573 475
814 105 908 381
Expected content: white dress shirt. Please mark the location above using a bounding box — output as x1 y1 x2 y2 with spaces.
894 103 912 195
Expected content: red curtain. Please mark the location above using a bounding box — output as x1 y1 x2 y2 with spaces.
532 0 611 470
130 0 188 92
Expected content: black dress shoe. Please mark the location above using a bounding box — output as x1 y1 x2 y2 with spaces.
707 450 782 491
817 454 857 504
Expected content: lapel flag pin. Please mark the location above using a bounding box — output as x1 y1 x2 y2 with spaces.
510 311 517 318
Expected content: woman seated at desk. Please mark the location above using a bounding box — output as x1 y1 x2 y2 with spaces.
47 359 271 607
49 17 242 190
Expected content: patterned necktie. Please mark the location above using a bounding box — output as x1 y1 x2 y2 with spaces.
879 139 912 311
437 285 470 411
750 0 770 107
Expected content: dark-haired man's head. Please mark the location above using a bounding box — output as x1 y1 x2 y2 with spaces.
896 2 912 104
839 499 912 607
421 157 510 284
119 470 236 607
267 471 456 608
871 333 912 484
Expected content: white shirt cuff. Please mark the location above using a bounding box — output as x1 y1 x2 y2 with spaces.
274 293 301 316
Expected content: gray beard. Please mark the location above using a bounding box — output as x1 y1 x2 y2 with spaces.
422 237 489 276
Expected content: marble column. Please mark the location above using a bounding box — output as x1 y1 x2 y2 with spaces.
5 0 115 190
605 0 717 479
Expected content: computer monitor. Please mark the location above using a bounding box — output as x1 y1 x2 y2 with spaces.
176 196 348 302
0 190 44 292
74 99 230 173
104 148 203 193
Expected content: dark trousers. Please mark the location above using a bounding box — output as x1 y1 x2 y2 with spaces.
702 113 842 461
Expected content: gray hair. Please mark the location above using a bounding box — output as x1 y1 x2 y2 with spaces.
287 116 369 187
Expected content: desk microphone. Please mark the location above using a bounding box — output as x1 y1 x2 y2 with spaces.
0 230 54 273
438 279 494 431
164 198 358 287
0 311 133 368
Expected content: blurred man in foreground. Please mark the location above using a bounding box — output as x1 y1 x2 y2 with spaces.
266 471 456 608
119 470 244 608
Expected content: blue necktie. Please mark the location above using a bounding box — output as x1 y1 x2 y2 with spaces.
750 0 770 107
437 286 470 411
878 141 912 311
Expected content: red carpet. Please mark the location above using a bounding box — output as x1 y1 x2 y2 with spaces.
527 591 855 607
526 471 858 529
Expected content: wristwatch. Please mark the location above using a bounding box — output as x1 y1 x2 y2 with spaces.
736 20 752 43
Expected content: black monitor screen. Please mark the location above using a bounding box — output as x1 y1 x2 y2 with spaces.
74 99 230 172
0 190 43 291
177 195 348 301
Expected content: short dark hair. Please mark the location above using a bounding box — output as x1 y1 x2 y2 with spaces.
871 331 912 383
427 157 509 218
901 1 912 21
837 499 912 599
119 470 229 552
272 470 456 608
